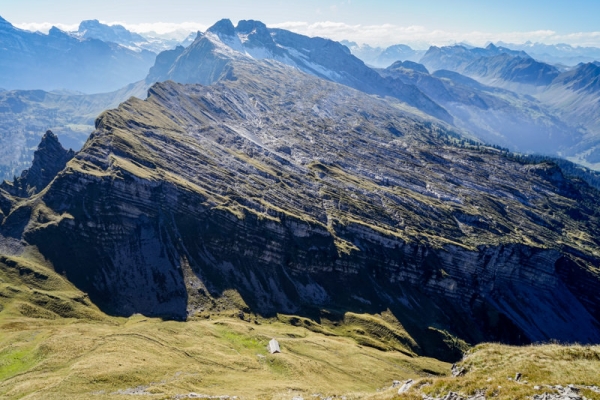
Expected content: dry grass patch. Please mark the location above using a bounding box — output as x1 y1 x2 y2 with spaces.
0 315 449 399
390 342 600 400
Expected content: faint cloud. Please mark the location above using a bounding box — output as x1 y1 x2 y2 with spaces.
270 21 600 49
14 22 79 32
116 22 207 39
13 20 600 48
14 21 206 40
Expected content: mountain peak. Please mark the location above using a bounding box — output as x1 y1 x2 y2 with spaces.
388 60 429 74
48 26 68 37
236 19 268 34
1 130 74 197
207 18 236 37
235 19 274 49
78 19 102 31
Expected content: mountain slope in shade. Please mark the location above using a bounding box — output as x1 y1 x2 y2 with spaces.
0 15 155 93
147 19 453 123
420 44 529 73
462 53 560 92
4 57 600 357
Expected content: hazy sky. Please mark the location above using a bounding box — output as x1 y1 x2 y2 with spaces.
2 0 600 47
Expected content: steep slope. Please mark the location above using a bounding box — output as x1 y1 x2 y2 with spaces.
3 57 600 357
0 15 155 93
0 80 149 181
1 131 74 197
542 62 600 120
147 19 452 123
379 62 580 153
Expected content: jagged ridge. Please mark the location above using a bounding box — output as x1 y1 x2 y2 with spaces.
1 130 74 197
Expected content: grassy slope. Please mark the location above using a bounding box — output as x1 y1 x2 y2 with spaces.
1 251 599 399
0 316 448 399
0 252 449 399
389 343 600 400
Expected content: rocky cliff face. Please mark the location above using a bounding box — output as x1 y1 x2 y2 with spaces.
1 130 74 197
3 57 600 359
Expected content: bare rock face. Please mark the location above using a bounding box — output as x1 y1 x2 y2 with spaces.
3 57 600 360
1 130 74 197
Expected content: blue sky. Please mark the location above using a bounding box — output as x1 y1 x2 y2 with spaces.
2 0 600 47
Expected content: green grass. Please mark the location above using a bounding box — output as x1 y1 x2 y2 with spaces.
0 316 450 399
0 344 42 381
1 250 599 399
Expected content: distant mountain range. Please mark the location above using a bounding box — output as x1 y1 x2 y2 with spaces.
0 15 156 93
148 19 452 123
0 81 148 180
340 41 425 67
378 61 579 154
417 43 600 166
73 19 196 53
346 40 600 68
496 41 600 66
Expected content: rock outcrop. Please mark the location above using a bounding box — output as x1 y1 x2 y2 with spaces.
1 130 74 197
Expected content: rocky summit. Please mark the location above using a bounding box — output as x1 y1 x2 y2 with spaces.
1 130 74 198
1 49 600 362
146 19 452 123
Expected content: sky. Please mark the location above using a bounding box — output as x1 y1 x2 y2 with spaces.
2 0 600 48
